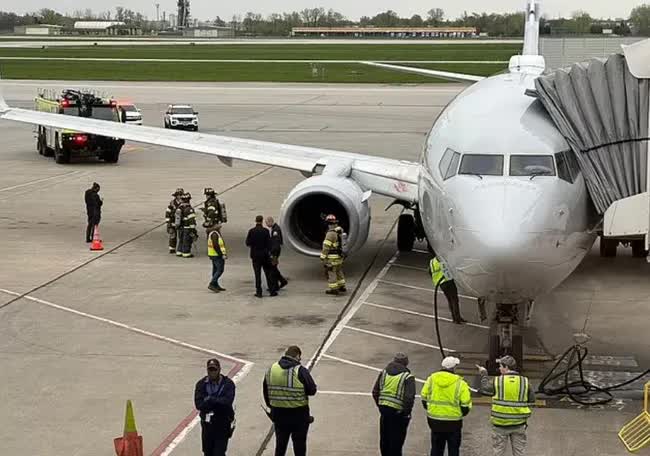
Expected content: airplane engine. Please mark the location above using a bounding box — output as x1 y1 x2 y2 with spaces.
279 176 371 256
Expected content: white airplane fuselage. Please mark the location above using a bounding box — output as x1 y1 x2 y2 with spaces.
419 71 597 304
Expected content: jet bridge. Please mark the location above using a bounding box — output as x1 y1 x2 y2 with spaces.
533 39 650 252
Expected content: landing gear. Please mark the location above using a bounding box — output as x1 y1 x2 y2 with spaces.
487 303 523 375
397 214 416 252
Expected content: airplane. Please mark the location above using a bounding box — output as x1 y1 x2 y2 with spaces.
0 1 600 370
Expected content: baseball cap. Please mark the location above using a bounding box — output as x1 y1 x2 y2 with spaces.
496 355 517 369
441 356 461 369
206 358 220 369
393 352 409 365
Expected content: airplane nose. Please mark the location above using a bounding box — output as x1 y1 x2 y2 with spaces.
453 181 547 299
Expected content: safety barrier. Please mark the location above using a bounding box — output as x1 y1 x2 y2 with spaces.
619 382 650 452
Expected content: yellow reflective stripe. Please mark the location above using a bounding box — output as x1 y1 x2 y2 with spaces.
207 206 216 210
493 400 532 407
323 240 334 246
186 213 196 219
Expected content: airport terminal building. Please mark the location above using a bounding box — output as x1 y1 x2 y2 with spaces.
291 26 477 38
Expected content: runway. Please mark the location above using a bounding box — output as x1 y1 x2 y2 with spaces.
0 80 646 455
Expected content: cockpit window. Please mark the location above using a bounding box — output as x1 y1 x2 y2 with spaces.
438 148 461 180
509 155 555 177
459 154 504 176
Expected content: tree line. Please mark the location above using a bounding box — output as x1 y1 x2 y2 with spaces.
2 5 650 36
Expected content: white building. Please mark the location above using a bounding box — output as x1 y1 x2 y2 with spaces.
13 24 63 35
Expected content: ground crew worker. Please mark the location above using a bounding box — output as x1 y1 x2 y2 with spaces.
165 187 184 254
245 215 278 298
477 355 535 456
84 182 102 243
194 358 236 456
207 223 227 293
429 256 465 324
320 214 346 295
421 356 472 456
176 193 197 258
372 353 415 456
266 216 288 290
201 188 226 228
263 345 317 456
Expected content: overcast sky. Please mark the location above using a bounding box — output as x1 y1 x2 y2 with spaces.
8 0 642 21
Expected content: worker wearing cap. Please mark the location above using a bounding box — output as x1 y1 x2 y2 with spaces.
421 356 472 456
372 353 415 456
194 358 236 456
176 193 197 258
477 355 534 456
165 188 184 254
428 255 465 324
320 214 347 295
263 345 317 456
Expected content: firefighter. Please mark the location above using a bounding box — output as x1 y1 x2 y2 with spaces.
176 193 197 258
320 214 347 295
201 187 227 228
165 188 184 254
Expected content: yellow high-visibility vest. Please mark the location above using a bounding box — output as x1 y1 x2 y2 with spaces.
421 371 472 421
430 258 449 286
265 363 308 408
207 231 226 257
378 371 413 411
491 375 532 426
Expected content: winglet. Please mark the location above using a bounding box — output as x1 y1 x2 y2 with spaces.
0 68 9 113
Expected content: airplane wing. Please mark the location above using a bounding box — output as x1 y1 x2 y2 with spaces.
0 92 420 202
360 61 485 83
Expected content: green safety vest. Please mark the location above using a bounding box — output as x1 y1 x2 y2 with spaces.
207 231 226 257
378 371 413 411
430 258 449 286
421 371 472 421
265 363 308 409
491 375 532 426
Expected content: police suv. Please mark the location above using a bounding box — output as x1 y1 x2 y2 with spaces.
163 105 199 131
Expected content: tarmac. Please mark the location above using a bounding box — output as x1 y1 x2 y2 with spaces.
0 80 647 456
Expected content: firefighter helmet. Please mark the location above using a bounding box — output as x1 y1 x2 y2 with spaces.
173 187 185 197
325 214 338 224
204 187 216 196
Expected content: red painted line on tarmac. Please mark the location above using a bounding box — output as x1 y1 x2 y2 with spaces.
149 362 245 456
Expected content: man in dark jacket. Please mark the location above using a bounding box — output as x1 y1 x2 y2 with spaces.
372 353 415 456
263 345 317 456
266 216 288 290
84 182 102 242
245 215 277 298
194 358 236 456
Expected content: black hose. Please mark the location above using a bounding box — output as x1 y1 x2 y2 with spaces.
433 277 447 359
537 343 649 405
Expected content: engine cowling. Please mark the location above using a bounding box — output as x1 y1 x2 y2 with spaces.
279 176 371 256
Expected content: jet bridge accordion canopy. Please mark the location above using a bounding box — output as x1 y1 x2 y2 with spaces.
534 52 649 214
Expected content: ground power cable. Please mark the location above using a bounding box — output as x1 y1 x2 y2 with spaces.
254 213 401 456
537 341 649 406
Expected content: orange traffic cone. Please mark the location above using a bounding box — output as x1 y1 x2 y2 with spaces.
90 225 104 251
114 400 144 456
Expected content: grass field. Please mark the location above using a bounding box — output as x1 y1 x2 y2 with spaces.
0 60 507 83
0 43 514 82
0 43 519 61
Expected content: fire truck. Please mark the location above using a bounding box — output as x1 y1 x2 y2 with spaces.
35 88 125 164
